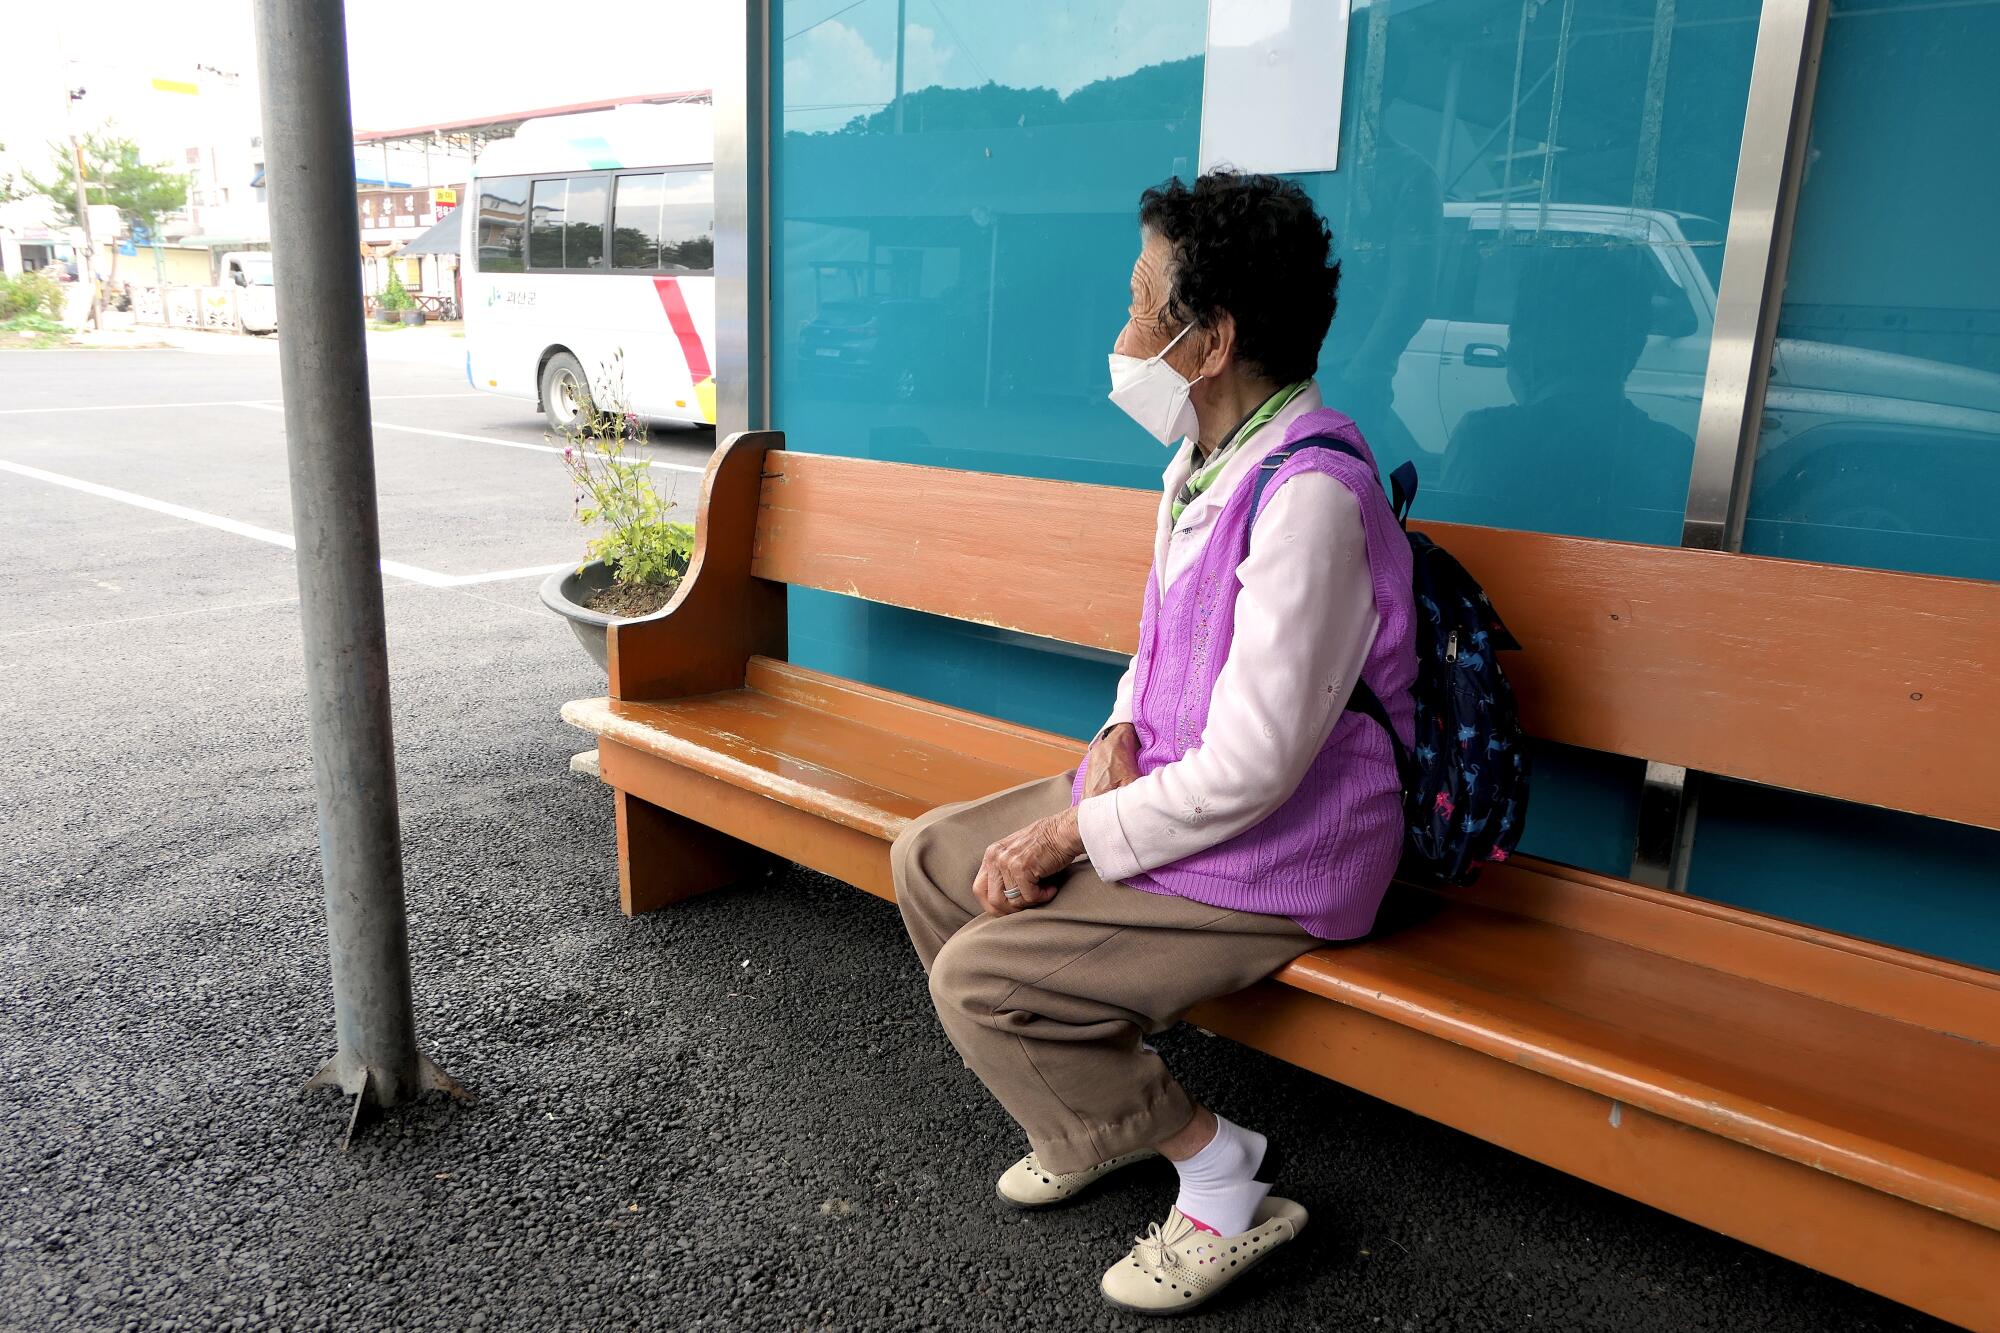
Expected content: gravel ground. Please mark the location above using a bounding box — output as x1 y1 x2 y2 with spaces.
0 351 1953 1332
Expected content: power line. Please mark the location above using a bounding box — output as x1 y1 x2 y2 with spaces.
924 0 991 87
784 0 876 44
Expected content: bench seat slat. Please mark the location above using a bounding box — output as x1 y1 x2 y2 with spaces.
562 692 1055 842
1445 860 2000 1045
745 657 1083 778
1282 910 2000 1227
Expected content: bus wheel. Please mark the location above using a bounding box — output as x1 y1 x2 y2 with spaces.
540 352 595 432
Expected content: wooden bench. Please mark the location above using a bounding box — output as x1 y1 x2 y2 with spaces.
564 430 2000 1331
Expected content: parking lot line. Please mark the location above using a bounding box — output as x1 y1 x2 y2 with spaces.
234 402 708 473
0 458 571 588
0 400 273 415
0 393 481 415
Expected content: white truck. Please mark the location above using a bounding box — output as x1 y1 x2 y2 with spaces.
1396 204 2000 560
218 251 277 334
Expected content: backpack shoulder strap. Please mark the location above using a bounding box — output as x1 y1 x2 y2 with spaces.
1250 434 1421 532
1248 435 1368 531
1247 435 1415 783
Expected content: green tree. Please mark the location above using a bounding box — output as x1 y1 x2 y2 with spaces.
23 129 188 242
0 141 25 201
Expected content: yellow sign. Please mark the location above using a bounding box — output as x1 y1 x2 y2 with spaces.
433 188 457 205
151 78 199 96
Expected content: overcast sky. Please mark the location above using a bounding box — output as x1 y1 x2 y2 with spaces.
0 0 726 179
1 0 1200 177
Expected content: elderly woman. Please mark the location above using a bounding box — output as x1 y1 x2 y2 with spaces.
890 170 1416 1314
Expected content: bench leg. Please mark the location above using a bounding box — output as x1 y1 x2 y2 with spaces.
614 789 771 915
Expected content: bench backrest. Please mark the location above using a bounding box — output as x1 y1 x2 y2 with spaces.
752 448 2000 833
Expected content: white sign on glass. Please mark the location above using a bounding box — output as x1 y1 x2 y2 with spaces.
1199 0 1353 175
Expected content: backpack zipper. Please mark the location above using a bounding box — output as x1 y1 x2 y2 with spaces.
1446 630 1460 663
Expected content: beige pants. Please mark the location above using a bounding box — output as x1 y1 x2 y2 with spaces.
892 773 1317 1174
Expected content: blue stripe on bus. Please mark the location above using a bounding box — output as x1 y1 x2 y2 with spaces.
569 136 620 170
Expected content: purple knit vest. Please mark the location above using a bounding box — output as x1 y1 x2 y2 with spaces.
1075 408 1417 939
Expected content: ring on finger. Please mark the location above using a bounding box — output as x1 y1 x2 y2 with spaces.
1002 886 1023 902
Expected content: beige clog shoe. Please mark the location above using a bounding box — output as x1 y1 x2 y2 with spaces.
1099 1198 1308 1315
994 1147 1157 1209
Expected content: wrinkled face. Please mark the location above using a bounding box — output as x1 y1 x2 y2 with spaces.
1114 230 1199 376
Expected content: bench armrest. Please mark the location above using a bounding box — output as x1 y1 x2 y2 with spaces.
608 429 787 702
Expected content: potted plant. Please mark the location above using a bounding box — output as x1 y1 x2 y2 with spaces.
539 353 694 670
376 267 414 325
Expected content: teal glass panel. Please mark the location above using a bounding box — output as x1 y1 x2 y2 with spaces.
1684 781 2000 972
1290 0 1759 546
776 1 1208 489
1699 0 2000 962
1740 0 2000 580
774 0 1210 742
1514 742 1645 877
770 1 1755 876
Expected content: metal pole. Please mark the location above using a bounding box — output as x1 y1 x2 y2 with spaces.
251 0 462 1140
893 0 907 134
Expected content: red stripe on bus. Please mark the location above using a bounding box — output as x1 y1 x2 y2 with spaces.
652 276 712 382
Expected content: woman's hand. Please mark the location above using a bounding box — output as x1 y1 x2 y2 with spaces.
974 808 1085 916
1082 723 1140 799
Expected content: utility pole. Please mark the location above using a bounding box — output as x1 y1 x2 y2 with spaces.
251 0 465 1147
65 86 101 331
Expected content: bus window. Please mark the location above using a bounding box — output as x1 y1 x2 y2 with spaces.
612 174 665 269
476 175 528 273
611 169 714 274
658 169 713 273
564 176 608 270
529 178 567 269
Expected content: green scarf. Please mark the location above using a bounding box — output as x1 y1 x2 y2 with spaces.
1170 381 1311 522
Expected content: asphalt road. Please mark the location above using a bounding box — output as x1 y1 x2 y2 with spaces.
0 337 1948 1332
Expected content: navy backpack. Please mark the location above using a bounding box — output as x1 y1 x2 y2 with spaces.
1251 438 1530 884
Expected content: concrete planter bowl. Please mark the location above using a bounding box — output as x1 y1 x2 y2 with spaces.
539 559 664 672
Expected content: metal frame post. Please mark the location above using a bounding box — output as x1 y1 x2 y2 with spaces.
1632 0 1830 886
715 0 772 439
252 0 462 1141
1680 0 1829 552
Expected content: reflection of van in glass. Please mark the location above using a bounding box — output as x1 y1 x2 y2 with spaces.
1398 204 2000 542
222 251 277 334
1395 204 1715 459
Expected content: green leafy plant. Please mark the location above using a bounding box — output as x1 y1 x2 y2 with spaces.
378 265 414 312
557 351 694 599
0 269 62 322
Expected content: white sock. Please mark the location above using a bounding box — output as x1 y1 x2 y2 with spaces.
1171 1114 1272 1237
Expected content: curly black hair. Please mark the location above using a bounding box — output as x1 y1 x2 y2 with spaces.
1136 171 1340 385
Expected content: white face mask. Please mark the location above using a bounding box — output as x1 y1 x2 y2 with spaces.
1108 323 1203 446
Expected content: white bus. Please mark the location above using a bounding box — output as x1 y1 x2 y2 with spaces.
462 103 716 432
